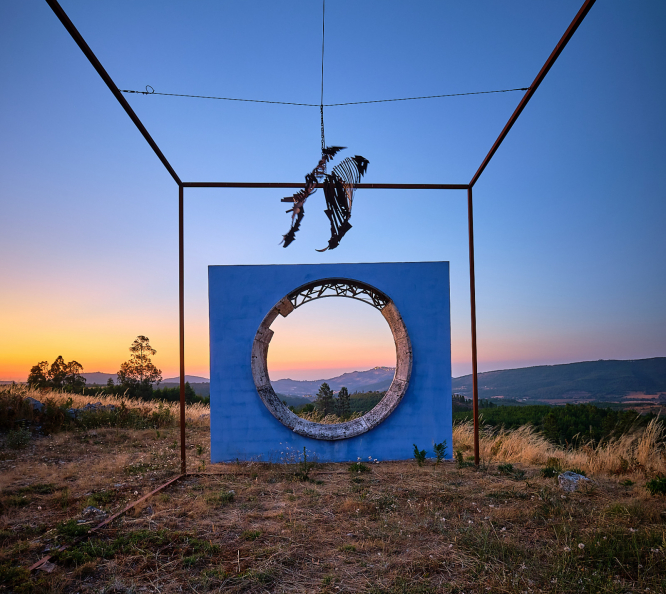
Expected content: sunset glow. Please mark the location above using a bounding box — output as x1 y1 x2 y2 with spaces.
1 2 664 383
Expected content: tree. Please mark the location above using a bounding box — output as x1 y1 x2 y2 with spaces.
27 356 86 390
117 336 162 397
315 382 335 416
337 386 351 419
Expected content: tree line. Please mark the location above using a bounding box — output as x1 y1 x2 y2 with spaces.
454 402 656 446
27 336 208 404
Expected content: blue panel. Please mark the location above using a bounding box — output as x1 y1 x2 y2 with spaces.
209 262 452 462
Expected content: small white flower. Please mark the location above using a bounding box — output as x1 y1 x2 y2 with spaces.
578 543 585 549
501 527 506 532
629 528 637 533
368 456 372 460
134 491 138 496
564 546 571 552
38 506 42 510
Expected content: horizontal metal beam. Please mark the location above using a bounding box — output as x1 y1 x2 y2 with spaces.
469 0 596 188
45 0 182 187
182 182 468 190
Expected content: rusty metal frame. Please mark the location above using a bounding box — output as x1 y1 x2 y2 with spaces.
44 0 596 470
28 474 185 572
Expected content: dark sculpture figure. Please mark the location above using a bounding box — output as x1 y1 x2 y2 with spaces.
281 146 369 251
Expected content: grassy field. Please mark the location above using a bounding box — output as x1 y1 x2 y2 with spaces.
1 390 665 593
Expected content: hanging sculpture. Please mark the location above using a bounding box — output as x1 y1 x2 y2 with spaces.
281 146 369 251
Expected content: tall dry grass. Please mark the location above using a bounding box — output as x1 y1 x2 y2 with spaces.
297 410 363 424
1 384 210 427
453 417 666 477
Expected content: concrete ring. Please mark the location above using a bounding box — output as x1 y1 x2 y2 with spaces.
251 278 412 441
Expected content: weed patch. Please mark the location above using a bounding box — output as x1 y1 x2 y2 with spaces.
646 476 666 496
348 461 370 473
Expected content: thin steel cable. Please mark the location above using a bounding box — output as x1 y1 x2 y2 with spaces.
120 85 529 107
326 87 530 106
320 0 326 153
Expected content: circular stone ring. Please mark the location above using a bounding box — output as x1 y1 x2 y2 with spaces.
251 278 413 441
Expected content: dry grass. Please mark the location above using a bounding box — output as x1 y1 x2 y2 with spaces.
454 417 666 477
297 411 363 424
3 386 210 427
1 398 665 593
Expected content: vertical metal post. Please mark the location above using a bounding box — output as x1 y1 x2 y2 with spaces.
467 187 480 465
179 185 186 474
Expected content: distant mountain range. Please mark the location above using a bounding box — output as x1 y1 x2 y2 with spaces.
162 375 209 384
10 359 663 405
80 373 210 385
271 367 395 397
452 358 666 402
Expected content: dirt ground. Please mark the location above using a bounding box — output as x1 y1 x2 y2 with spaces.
1 425 665 593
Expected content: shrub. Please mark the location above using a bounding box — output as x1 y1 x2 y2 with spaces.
0 388 36 430
433 440 447 464
455 450 474 469
208 490 235 506
413 444 426 466
645 476 666 496
498 463 514 475
567 467 587 476
6 426 31 449
348 462 370 473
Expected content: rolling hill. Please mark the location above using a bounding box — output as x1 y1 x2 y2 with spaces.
452 357 666 402
270 367 395 396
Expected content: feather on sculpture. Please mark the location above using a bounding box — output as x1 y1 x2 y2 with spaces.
281 146 369 251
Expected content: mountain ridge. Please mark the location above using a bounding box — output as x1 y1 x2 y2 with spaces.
452 357 666 401
271 366 396 396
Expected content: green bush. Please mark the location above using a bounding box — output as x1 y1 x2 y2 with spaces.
348 462 370 473
413 444 426 466
433 440 447 464
455 450 474 469
0 388 36 430
540 466 559 478
645 476 666 496
6 427 31 449
567 467 587 476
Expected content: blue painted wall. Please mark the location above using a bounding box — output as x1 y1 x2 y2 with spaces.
209 262 452 462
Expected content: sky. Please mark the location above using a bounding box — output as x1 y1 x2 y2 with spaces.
1 0 665 382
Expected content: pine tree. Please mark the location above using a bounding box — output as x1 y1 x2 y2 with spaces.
337 386 351 419
315 382 335 416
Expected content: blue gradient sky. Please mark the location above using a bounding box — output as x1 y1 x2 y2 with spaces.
1 1 664 381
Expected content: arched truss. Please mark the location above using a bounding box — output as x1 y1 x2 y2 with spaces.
288 278 390 310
